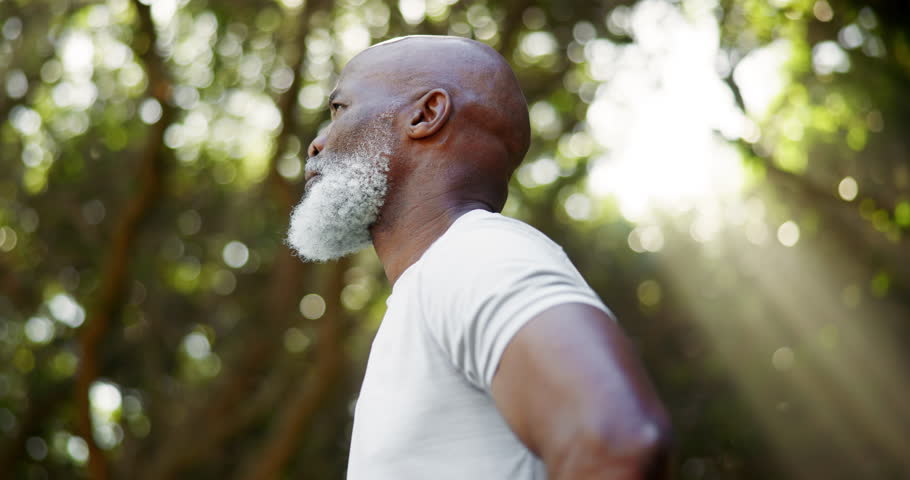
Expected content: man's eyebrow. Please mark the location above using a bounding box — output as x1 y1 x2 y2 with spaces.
328 90 338 104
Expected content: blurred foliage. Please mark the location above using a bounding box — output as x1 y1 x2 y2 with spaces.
0 0 909 478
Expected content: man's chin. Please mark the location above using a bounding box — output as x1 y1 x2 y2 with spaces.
286 206 373 262
291 242 368 263
287 232 371 262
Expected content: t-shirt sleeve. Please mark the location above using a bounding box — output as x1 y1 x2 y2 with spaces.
417 219 611 392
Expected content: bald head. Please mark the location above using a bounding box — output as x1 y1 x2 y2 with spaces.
349 36 530 167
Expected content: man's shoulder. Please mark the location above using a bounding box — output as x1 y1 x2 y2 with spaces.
444 209 558 246
419 210 566 273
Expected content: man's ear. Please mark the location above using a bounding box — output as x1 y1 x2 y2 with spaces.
406 89 451 140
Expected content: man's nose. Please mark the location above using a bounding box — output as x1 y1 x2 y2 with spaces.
307 133 326 158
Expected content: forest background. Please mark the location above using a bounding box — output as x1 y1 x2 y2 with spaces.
1 0 909 478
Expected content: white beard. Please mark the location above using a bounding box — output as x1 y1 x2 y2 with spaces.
286 115 394 262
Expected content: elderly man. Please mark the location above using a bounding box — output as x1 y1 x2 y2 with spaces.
287 35 672 479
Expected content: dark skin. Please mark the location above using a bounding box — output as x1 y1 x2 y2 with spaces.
308 36 673 479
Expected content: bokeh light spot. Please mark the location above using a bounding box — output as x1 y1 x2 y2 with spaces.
521 31 558 59
837 176 858 201
222 241 249 268
177 210 202 235
25 437 48 460
813 0 834 22
0 227 17 252
813 41 850 75
278 155 302 180
777 221 800 247
24 316 55 345
139 98 163 124
838 24 863 49
82 199 106 225
89 381 122 414
10 106 42 136
398 0 426 25
5 70 28 99
2 17 22 40
637 280 662 307
182 332 211 359
772 347 795 371
341 284 370 311
895 202 910 227
300 293 327 320
284 327 311 353
298 84 326 111
564 193 592 221
48 293 86 328
211 269 237 295
67 436 89 464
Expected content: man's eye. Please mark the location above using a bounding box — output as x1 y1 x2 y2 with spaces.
331 102 345 112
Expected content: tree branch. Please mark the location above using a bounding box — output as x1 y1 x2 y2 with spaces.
233 259 350 480
72 1 174 478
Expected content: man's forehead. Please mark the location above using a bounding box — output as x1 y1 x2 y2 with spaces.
331 49 408 99
342 44 404 77
330 64 394 100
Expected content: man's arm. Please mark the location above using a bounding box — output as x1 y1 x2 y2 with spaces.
491 303 673 480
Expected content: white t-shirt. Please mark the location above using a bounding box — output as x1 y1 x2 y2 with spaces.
347 209 611 479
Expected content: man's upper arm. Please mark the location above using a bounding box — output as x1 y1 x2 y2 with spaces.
420 223 609 391
490 302 673 479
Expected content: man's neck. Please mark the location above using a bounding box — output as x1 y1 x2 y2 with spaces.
371 197 493 285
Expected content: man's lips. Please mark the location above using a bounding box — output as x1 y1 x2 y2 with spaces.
304 170 320 188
